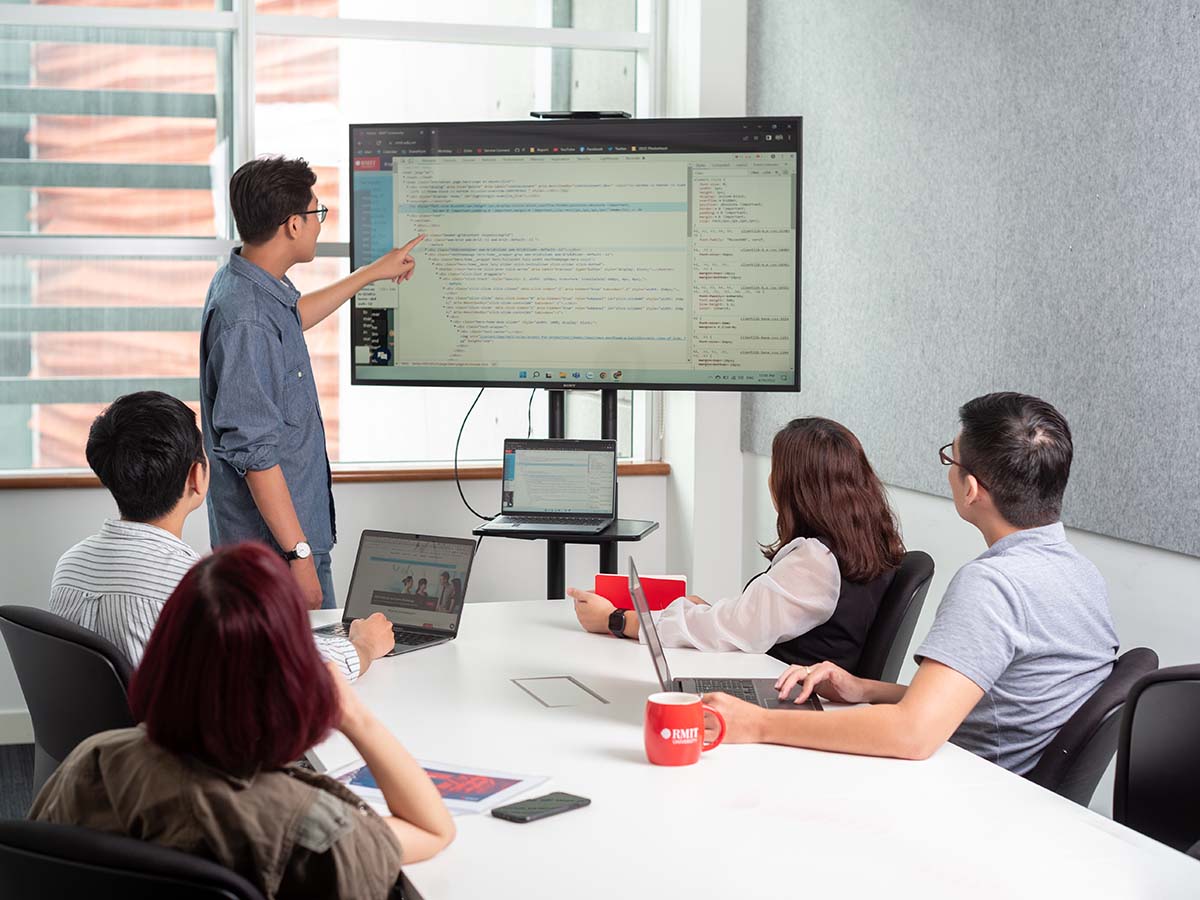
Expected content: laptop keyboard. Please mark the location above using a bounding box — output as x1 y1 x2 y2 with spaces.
513 515 608 526
689 678 759 704
317 622 441 646
395 631 440 646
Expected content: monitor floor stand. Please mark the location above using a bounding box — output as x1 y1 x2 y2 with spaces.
548 388 615 592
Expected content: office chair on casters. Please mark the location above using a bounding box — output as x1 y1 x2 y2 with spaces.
0 606 135 795
0 819 265 900
855 550 934 683
1114 664 1200 852
1025 647 1158 807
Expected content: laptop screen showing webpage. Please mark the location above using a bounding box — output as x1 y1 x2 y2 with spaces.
501 439 615 516
631 560 673 691
345 531 475 633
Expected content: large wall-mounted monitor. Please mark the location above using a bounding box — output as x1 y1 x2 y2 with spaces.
349 116 800 391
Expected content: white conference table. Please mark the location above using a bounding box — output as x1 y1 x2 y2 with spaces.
314 601 1200 899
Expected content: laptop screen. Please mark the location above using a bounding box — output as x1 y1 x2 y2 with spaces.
630 559 673 692
501 439 616 516
344 531 476 634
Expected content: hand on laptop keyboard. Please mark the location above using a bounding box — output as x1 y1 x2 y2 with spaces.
349 613 396 660
691 679 759 704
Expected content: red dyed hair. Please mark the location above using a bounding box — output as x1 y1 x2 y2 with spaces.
130 542 339 775
763 418 905 583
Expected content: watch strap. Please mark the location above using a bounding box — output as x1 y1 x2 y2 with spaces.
608 608 628 639
282 541 310 562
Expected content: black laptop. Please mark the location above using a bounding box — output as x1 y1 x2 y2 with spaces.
313 530 475 657
477 438 616 536
630 558 822 711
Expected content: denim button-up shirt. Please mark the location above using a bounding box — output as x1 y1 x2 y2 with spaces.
199 250 336 553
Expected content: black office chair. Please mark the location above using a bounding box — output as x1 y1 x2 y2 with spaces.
0 819 265 900
855 550 934 683
1114 664 1200 852
0 606 135 795
1025 647 1158 806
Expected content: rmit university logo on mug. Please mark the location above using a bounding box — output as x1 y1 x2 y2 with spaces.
662 726 699 744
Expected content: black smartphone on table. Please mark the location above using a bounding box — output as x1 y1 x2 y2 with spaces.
491 792 591 823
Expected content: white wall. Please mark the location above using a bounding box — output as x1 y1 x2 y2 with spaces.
743 449 1200 814
0 473 667 743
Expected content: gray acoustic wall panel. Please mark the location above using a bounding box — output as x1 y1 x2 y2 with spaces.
743 0 1200 557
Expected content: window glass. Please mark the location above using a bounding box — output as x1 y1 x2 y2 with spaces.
0 257 218 468
0 25 233 237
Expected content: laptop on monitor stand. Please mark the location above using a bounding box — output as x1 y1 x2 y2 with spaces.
630 557 822 711
313 530 476 657
478 438 616 536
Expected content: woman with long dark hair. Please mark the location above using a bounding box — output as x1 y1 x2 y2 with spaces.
571 417 904 674
31 542 454 899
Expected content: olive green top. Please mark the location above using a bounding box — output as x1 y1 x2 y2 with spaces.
30 726 403 900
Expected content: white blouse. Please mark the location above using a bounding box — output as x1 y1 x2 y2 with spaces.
644 537 841 653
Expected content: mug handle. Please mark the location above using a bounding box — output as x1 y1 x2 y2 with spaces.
701 705 726 751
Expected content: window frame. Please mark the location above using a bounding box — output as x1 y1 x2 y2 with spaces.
0 0 666 477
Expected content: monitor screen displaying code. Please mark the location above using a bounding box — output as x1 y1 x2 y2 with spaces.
350 117 800 391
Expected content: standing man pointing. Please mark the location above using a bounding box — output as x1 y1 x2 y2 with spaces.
201 156 424 608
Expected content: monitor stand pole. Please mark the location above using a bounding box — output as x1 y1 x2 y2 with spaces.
545 388 619 598
598 389 619 574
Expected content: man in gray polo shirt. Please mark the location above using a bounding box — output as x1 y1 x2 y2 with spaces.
703 392 1119 775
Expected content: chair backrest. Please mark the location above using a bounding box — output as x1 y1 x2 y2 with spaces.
856 550 934 683
1025 647 1158 806
1114 664 1200 852
0 819 265 900
0 606 135 793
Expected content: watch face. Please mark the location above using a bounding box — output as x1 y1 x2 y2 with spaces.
608 609 626 634
295 542 312 559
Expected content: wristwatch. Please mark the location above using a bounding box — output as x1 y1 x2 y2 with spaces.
282 540 312 562
608 608 629 639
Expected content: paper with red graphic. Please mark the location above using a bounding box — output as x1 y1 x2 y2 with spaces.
340 760 546 816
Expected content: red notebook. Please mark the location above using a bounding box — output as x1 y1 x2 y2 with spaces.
594 573 687 611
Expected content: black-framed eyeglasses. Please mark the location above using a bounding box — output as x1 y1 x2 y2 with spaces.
281 205 327 226
939 442 988 490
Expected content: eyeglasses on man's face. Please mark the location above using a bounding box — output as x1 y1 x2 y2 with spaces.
939 441 988 491
281 205 327 226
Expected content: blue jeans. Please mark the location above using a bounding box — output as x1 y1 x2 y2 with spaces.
314 551 337 610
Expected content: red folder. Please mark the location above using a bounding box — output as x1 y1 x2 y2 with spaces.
594 573 687 611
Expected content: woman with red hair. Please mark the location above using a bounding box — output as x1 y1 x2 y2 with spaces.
570 418 906 677
31 542 454 899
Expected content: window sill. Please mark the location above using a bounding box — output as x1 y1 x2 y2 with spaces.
0 461 671 490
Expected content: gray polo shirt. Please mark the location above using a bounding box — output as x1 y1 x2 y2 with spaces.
915 523 1118 775
199 249 336 553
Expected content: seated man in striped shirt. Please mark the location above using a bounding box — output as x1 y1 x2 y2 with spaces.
49 391 393 679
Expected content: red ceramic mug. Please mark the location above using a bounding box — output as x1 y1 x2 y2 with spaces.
644 692 726 766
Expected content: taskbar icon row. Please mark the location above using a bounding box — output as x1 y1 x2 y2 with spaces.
516 369 621 382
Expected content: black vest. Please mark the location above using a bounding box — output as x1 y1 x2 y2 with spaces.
768 567 897 676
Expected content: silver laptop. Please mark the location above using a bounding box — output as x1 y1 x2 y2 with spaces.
478 438 616 535
313 530 475 657
630 558 822 711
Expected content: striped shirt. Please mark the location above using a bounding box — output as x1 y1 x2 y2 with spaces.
49 519 361 681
